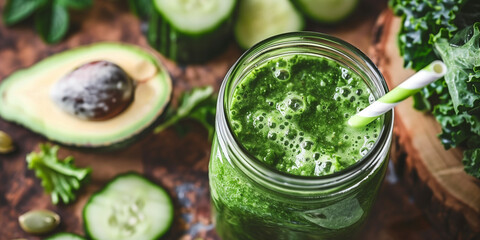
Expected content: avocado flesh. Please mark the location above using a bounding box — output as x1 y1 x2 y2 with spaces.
0 42 172 147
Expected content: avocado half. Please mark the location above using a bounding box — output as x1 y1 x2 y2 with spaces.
0 42 172 148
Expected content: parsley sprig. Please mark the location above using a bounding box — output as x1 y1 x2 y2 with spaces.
27 144 91 204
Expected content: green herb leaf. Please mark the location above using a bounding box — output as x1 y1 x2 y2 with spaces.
56 0 92 10
390 0 468 71
154 86 216 140
434 23 480 111
26 144 91 204
188 95 217 140
128 0 153 19
34 3 69 44
454 1 480 29
463 148 480 179
426 23 480 178
392 0 480 179
3 0 46 26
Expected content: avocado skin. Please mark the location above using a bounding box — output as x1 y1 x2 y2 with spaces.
0 42 172 149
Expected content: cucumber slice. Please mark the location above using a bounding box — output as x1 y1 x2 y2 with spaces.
83 173 174 240
234 0 304 49
292 0 358 23
147 0 237 63
45 233 86 240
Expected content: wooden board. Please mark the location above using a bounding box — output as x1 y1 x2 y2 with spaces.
369 9 480 239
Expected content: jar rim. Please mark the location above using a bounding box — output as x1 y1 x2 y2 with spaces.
216 31 393 193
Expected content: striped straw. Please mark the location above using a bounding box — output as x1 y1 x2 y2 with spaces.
348 60 447 128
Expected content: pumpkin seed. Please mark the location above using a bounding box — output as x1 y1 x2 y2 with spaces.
0 130 14 154
18 209 60 234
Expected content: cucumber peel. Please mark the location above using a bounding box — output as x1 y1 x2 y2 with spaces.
148 0 237 63
292 0 358 23
46 232 86 240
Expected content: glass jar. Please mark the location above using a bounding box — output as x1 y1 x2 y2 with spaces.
209 32 393 240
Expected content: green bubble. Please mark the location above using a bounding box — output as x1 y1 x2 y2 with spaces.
274 69 290 81
301 141 313 150
268 132 277 140
286 129 297 140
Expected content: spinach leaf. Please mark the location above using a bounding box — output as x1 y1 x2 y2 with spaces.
56 0 92 10
155 86 217 140
3 0 92 44
27 144 91 204
34 3 69 44
3 0 45 26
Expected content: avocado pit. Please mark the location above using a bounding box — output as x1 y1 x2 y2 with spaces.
50 61 135 121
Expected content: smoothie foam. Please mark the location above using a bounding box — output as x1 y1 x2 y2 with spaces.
229 54 382 176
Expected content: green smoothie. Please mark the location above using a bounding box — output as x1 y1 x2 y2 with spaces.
229 55 381 176
210 52 388 239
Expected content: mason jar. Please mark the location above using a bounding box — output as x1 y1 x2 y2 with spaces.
209 32 393 240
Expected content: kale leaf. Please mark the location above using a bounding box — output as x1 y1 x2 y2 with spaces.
389 0 476 71
391 0 480 179
432 23 480 177
154 86 217 140
464 148 480 178
434 24 480 112
27 144 91 204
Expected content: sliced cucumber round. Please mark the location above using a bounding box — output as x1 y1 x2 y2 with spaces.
148 0 237 63
45 232 86 240
292 0 358 23
234 0 304 49
83 173 174 240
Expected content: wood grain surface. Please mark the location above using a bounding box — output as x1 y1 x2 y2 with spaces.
370 9 480 240
0 0 453 239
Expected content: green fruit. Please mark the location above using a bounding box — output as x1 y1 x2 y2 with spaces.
0 42 172 148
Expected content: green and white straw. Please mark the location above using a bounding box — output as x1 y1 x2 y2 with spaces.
348 60 448 128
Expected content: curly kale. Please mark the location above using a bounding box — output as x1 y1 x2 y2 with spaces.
432 23 480 177
464 148 480 178
390 0 480 71
391 0 480 178
27 144 91 204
